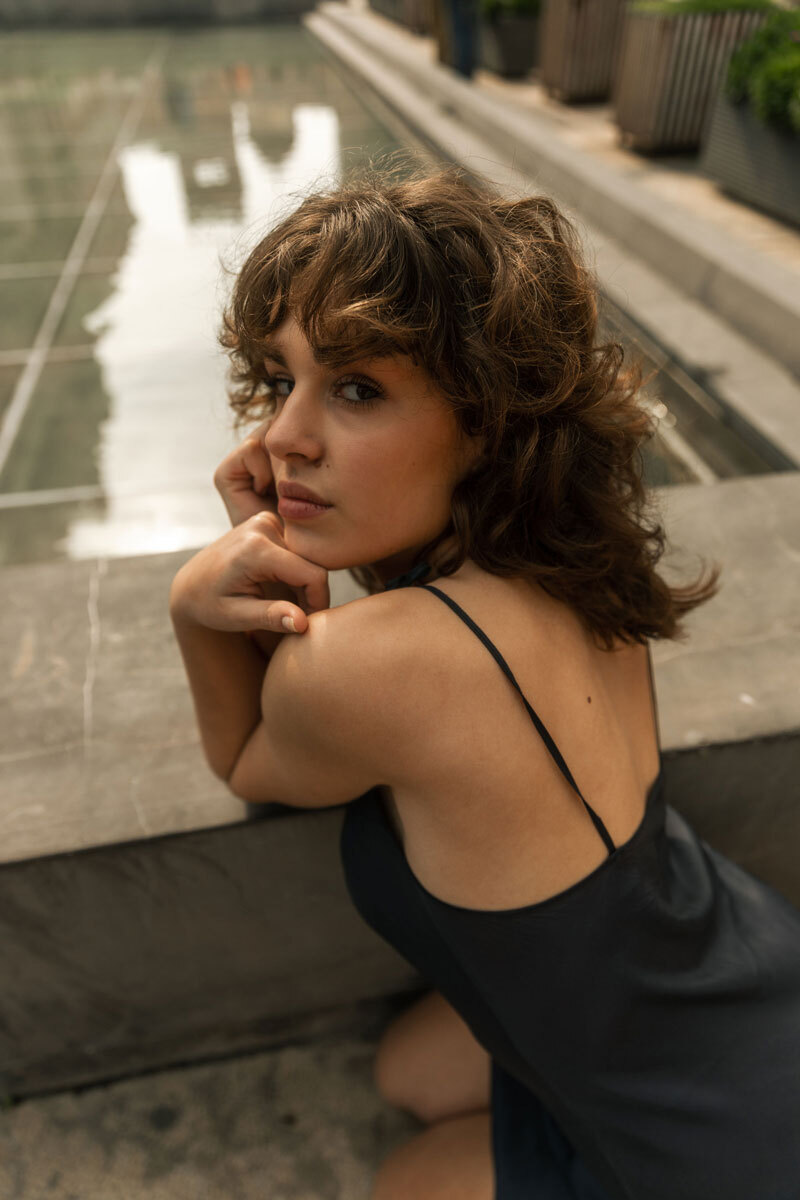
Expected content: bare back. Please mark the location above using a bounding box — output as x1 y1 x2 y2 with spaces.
378 561 662 912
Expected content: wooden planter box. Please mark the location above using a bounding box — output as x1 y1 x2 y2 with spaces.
538 0 626 102
369 0 433 35
479 13 539 78
407 0 435 35
701 90 800 228
614 7 767 153
369 0 401 23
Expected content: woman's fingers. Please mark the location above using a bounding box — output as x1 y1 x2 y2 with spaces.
213 422 277 526
241 518 330 622
170 506 331 637
297 572 331 617
239 428 275 497
217 594 305 635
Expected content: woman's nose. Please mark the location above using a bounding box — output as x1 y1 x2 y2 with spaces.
264 389 323 462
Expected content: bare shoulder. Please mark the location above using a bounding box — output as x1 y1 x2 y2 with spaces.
290 585 430 684
294 568 555 700
265 585 436 776
267 568 582 783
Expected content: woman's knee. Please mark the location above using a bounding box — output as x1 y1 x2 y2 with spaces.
370 1111 494 1200
373 990 491 1124
373 1000 423 1113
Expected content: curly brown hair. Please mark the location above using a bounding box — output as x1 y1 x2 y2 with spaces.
219 160 720 649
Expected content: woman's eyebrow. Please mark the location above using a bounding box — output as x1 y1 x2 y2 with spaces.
263 343 399 375
263 342 288 366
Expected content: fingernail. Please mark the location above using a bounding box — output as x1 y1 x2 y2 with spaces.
281 616 296 633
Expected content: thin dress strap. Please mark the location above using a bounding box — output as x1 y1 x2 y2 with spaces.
419 583 617 856
645 641 662 757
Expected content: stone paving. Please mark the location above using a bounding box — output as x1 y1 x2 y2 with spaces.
0 1034 418 1200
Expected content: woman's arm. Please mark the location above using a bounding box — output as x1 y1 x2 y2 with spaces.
169 579 282 784
170 572 385 809
212 420 287 664
168 513 329 786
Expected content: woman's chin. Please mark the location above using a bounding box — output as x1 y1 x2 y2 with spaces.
281 524 406 579
281 529 356 573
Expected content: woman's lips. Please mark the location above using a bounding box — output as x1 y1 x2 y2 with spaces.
277 496 334 520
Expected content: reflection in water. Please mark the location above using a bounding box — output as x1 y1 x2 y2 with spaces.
65 102 341 559
0 27 398 565
0 45 138 564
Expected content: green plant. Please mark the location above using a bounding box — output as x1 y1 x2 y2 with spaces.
632 0 773 15
790 81 800 133
725 9 800 133
480 0 541 20
749 48 800 132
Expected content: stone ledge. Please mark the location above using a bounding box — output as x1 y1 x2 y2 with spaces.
2 472 799 1095
0 804 423 1100
3 475 799 862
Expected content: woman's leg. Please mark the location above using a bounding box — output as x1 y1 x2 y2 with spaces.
371 1110 494 1200
374 989 492 1125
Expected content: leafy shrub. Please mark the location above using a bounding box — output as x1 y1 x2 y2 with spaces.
480 0 541 19
749 49 800 132
632 0 773 15
791 81 800 133
726 9 800 133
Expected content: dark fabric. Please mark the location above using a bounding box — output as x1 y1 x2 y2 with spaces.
342 568 800 1199
491 1061 614 1200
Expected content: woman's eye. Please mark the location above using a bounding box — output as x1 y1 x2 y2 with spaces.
337 377 382 407
266 376 293 397
264 373 382 408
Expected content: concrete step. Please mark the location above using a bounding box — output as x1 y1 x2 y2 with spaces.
309 1 800 381
307 2 800 477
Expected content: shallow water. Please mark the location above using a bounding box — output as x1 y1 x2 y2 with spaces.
0 25 410 565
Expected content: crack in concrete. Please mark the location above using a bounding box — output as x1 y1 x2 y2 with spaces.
82 558 108 758
129 775 152 837
10 627 35 680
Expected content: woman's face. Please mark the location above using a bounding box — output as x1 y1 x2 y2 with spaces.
262 315 481 584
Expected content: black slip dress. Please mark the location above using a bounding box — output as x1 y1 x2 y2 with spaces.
339 562 800 1200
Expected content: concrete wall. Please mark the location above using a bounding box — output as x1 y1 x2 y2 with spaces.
0 808 421 1100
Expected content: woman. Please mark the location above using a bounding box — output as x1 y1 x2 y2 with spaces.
169 165 800 1199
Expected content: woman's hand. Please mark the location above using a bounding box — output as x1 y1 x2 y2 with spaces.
214 419 278 528
170 510 330 636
